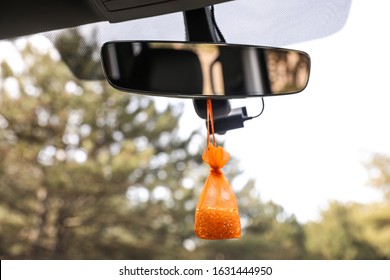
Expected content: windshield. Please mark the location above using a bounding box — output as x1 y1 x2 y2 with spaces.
2 0 390 262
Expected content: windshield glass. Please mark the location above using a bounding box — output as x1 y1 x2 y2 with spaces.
3 0 390 261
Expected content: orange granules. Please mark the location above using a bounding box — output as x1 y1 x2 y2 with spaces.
195 207 241 239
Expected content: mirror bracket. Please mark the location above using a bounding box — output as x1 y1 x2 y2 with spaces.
193 99 231 120
184 7 232 120
184 7 259 133
183 7 219 43
210 107 250 134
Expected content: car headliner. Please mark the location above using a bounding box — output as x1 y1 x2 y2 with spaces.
0 0 231 39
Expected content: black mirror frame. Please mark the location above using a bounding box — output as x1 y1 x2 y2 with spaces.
101 40 311 100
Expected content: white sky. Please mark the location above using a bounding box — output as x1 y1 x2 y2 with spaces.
179 0 390 222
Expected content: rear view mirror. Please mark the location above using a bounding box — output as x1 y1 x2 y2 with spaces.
101 41 310 98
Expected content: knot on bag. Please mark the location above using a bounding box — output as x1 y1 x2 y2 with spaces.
210 167 222 175
203 144 230 168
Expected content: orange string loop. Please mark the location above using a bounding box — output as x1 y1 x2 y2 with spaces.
206 99 216 146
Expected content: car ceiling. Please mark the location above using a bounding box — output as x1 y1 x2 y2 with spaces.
0 0 231 40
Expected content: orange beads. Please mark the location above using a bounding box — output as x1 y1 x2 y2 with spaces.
195 207 241 239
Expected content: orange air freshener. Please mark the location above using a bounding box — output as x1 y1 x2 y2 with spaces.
194 100 241 240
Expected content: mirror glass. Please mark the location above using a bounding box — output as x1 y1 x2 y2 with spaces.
101 41 310 98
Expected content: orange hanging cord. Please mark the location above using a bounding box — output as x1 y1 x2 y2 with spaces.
206 99 216 147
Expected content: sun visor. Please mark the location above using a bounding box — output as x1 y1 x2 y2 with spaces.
92 0 233 22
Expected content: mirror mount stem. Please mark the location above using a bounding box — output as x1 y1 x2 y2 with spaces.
183 7 220 43
184 7 232 122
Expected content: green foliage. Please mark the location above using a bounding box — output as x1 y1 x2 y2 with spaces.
305 202 390 259
52 28 103 80
305 202 379 259
304 154 390 260
0 36 195 259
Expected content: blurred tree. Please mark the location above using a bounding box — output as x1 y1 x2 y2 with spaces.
367 154 390 201
51 28 103 80
305 154 390 260
0 31 306 260
304 202 380 259
362 154 390 258
0 36 200 259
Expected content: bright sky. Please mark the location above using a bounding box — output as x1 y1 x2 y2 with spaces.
179 0 390 222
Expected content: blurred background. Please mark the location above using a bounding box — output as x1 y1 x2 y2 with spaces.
1 0 390 260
